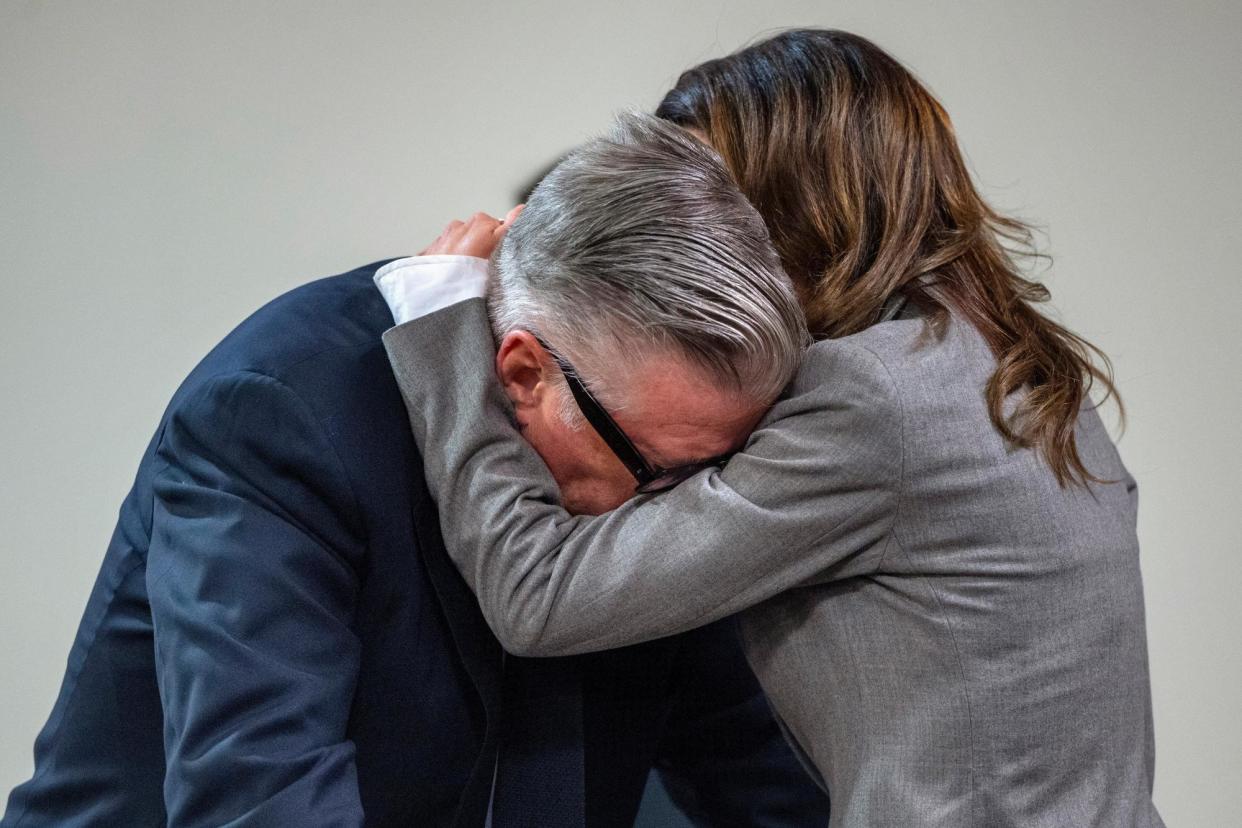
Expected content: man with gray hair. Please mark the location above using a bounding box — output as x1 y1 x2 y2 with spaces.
401 112 807 516
3 111 827 827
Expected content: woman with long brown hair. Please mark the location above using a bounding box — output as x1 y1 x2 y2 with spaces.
384 29 1163 826
658 29 1119 488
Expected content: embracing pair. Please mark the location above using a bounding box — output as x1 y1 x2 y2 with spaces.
5 29 1161 828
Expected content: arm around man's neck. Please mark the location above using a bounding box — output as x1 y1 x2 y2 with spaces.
381 296 903 656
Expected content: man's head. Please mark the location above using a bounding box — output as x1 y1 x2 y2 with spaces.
490 113 808 514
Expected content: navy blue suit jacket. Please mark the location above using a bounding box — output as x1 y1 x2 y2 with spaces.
2 262 829 827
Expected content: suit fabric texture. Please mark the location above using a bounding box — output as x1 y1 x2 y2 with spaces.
383 298 1164 828
2 264 829 827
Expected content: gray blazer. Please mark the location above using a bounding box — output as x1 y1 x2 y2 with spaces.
384 298 1164 827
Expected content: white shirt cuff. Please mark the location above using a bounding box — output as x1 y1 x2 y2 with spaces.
373 255 490 325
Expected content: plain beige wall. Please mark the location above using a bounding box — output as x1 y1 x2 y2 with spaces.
2 1 1239 823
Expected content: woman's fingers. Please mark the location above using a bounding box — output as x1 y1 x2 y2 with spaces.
500 204 525 229
441 212 501 258
420 218 468 255
420 209 519 258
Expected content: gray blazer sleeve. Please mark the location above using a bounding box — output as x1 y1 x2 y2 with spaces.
383 299 902 656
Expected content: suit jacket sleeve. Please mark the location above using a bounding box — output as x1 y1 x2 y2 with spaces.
147 370 366 827
382 299 902 657
654 619 831 826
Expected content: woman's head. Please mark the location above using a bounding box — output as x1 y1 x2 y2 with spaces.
658 29 956 334
658 28 1121 487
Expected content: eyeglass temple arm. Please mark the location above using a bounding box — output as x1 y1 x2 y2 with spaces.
561 373 658 484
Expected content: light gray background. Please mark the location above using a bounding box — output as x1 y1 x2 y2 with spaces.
2 2 1238 825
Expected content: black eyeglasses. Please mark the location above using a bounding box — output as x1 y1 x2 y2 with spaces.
534 336 734 494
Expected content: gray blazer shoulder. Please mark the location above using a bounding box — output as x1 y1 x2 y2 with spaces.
384 298 907 654
384 298 1162 826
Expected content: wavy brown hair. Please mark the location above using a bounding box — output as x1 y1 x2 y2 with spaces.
657 28 1121 486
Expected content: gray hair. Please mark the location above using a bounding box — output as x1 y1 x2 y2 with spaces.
489 111 808 425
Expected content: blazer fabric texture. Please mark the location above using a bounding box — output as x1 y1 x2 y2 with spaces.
383 297 1164 828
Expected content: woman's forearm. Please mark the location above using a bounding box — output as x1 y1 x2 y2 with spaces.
383 299 902 655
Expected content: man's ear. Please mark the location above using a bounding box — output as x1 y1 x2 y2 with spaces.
495 331 551 412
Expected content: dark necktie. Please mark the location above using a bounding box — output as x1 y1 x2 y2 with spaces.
489 654 586 827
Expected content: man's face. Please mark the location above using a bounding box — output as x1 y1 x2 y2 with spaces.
496 331 767 515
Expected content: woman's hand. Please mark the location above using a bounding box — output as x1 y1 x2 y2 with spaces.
419 205 524 259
